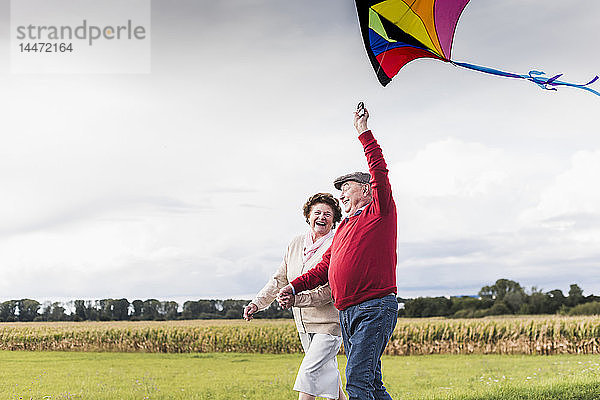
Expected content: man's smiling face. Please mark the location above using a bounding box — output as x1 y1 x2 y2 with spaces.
339 181 370 214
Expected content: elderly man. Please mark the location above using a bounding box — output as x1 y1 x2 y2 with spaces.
278 106 397 400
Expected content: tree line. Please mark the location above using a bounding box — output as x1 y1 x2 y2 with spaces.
400 279 600 318
2 280 599 322
0 298 292 322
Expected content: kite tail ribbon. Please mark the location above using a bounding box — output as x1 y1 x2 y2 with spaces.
452 61 600 97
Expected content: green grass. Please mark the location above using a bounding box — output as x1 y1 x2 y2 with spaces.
1 351 599 399
384 354 600 399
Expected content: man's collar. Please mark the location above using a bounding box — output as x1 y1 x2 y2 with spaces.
344 204 369 221
354 204 368 215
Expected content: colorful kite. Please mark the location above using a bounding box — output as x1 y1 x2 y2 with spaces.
356 0 600 96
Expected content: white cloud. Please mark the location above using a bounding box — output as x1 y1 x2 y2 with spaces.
390 138 557 241
392 140 600 297
521 150 600 223
394 138 508 197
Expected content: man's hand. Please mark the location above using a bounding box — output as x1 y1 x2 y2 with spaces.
277 293 295 309
277 284 295 309
354 106 369 135
243 303 258 321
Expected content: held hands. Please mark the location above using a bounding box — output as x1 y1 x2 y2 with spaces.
277 284 296 309
354 106 369 135
245 284 296 321
243 303 258 321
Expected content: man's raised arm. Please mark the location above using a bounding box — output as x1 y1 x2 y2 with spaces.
355 107 394 215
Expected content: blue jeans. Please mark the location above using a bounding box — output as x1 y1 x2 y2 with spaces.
339 294 398 400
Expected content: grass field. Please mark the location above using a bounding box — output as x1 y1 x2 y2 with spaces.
1 351 600 399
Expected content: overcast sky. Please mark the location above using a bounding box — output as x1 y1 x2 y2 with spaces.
1 0 599 304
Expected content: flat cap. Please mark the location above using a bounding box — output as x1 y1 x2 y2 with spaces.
333 172 371 190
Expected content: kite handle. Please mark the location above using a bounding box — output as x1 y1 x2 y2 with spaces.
357 101 365 117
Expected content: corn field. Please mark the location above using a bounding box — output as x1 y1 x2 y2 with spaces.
387 316 600 355
1 316 599 355
0 320 301 353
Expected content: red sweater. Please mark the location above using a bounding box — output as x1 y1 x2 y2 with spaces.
291 130 397 310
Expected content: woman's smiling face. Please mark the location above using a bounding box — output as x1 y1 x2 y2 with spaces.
308 203 334 239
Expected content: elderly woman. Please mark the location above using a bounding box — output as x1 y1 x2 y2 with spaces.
243 193 347 400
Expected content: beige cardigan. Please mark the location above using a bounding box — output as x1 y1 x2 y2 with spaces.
251 233 341 336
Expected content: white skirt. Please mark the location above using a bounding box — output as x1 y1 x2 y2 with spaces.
293 332 343 399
